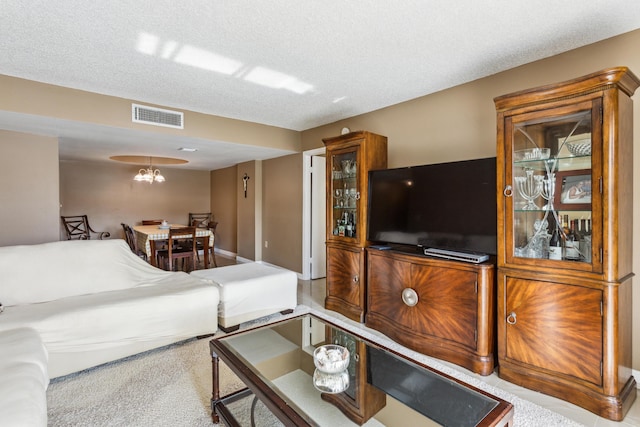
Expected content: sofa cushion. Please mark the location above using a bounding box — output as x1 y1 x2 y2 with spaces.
0 327 49 426
0 275 219 378
0 239 185 306
191 263 297 328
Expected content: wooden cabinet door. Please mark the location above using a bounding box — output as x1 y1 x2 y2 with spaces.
368 253 478 349
504 277 603 386
412 263 478 348
326 244 364 320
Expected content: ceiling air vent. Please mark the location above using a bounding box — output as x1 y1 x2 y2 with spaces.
132 103 184 129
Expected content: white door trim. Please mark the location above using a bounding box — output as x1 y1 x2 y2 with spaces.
302 147 326 280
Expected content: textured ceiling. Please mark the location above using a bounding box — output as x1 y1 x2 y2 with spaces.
1 1 639 170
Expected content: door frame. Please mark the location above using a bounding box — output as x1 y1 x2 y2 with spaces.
302 147 326 280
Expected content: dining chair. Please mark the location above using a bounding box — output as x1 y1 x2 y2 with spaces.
140 219 171 261
188 212 211 229
120 223 147 260
61 215 110 240
142 219 163 225
156 226 197 272
190 218 218 268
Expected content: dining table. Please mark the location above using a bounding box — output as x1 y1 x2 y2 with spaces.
132 224 214 269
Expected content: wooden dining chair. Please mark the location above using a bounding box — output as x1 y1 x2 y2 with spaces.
157 226 197 272
188 212 211 229
190 218 217 268
142 219 163 225
140 219 170 258
61 215 110 240
120 223 147 260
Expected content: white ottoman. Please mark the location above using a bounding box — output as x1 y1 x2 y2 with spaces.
191 263 297 332
0 328 49 427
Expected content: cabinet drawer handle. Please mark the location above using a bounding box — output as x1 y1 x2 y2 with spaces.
506 312 517 325
504 185 513 197
355 192 361 200
401 288 418 307
352 275 359 284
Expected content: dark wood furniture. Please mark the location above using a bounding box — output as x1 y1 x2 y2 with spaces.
188 212 211 228
209 314 514 426
61 215 110 240
323 131 387 322
366 247 496 375
132 224 213 269
120 223 146 260
319 328 386 424
189 213 217 267
494 67 638 420
156 226 197 272
141 219 163 225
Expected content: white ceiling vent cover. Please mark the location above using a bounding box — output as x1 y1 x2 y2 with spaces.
132 104 184 129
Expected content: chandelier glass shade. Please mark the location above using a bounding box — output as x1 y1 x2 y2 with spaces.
134 158 165 184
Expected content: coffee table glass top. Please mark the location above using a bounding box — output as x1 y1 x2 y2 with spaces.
211 314 513 426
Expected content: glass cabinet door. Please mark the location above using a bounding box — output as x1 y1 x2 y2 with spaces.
329 148 359 241
505 100 601 271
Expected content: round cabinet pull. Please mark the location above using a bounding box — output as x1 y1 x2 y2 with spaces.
504 185 513 197
401 288 418 307
506 312 517 325
355 192 361 200
352 275 359 284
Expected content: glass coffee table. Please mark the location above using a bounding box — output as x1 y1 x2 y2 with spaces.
210 314 513 426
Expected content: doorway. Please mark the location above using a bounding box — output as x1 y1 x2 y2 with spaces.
302 148 326 280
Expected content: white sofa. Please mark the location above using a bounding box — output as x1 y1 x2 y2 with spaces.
0 239 219 379
0 327 49 427
191 262 297 332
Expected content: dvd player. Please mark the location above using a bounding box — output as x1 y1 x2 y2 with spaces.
423 247 489 264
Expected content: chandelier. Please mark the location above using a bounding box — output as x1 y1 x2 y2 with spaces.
134 157 165 184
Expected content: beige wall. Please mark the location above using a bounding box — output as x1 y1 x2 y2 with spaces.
236 161 258 261
210 165 238 254
302 29 640 370
60 160 210 239
0 130 59 245
1 75 301 153
262 153 303 272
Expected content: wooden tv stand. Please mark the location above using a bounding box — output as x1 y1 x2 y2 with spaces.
365 247 496 375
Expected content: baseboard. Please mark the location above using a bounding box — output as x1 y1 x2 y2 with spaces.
214 248 236 258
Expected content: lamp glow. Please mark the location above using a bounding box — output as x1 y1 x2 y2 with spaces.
134 158 165 184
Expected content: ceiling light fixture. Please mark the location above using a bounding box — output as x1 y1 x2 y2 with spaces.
134 157 165 184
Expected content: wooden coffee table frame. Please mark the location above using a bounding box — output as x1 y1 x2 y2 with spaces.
210 314 514 426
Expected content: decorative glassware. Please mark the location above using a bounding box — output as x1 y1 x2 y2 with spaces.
341 160 353 178
514 169 543 210
540 172 555 210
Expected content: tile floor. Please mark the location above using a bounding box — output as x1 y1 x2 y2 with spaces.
211 254 639 426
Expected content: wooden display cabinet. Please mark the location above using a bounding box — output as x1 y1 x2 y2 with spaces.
365 248 496 375
324 131 387 322
320 328 386 425
494 67 639 420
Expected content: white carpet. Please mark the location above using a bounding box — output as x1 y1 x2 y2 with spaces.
47 305 585 426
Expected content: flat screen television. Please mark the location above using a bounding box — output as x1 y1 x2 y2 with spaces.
367 157 497 255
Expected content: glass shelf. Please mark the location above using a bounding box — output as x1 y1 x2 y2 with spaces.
330 150 359 239
510 108 593 263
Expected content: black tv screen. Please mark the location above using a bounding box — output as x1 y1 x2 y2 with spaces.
367 157 497 255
